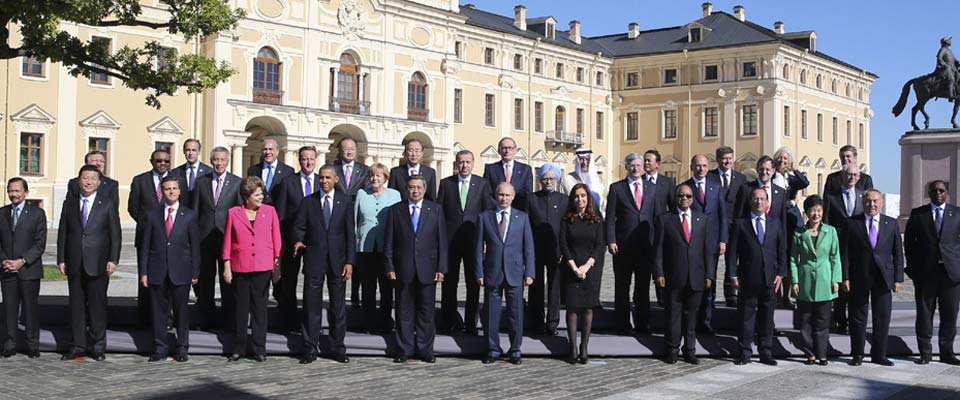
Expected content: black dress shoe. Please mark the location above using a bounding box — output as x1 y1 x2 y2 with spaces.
803 358 816 365
850 355 863 366
941 355 960 365
684 354 700 365
508 355 522 365
253 354 267 362
578 355 589 364
818 359 829 366
872 358 894 367
27 351 40 359
61 349 85 361
1 349 15 358
92 353 106 362
917 354 932 365
422 356 436 363
393 355 409 363
299 352 317 364
333 354 350 363
565 356 579 365
734 355 751 365
482 356 496 364
148 353 166 362
174 354 189 362
545 328 559 336
227 353 242 362
759 357 778 366
664 351 678 365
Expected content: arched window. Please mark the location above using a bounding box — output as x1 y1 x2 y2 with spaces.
782 64 790 80
253 47 281 104
332 52 365 114
800 69 807 85
407 72 428 121
831 79 837 93
816 74 823 89
555 106 566 134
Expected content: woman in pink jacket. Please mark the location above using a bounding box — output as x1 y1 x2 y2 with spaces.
222 176 282 362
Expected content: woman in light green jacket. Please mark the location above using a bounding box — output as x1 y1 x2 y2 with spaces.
790 195 842 366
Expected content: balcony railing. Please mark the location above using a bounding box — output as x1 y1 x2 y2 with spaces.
252 87 283 105
407 108 429 122
330 96 371 115
546 130 584 148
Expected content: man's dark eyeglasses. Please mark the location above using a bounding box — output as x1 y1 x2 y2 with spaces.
677 194 694 199
932 188 948 193
153 159 170 163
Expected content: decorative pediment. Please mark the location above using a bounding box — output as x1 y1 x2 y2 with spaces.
480 145 499 162
531 150 549 162
80 110 121 129
499 74 516 89
147 116 184 134
830 159 842 171
798 156 812 168
551 152 569 164
515 147 529 162
595 155 608 167
11 104 55 124
815 158 827 170
737 152 759 163
551 86 572 95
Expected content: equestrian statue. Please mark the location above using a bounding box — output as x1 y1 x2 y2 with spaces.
893 36 960 130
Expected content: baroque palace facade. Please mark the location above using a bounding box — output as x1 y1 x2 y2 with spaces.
0 1 875 225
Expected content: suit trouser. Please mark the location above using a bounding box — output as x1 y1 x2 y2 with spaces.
720 253 738 303
150 278 191 355
394 279 437 357
275 245 302 330
798 300 832 359
665 284 703 354
302 271 347 356
528 256 561 331
483 282 524 357
68 270 109 354
613 253 653 330
915 264 960 356
849 280 893 359
1 278 40 352
441 245 480 330
738 285 776 357
357 252 393 329
232 271 271 356
698 253 721 330
196 233 234 329
135 245 153 327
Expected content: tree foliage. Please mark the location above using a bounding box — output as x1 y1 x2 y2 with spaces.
1 0 245 108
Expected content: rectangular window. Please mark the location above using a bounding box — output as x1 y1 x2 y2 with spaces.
817 113 824 142
534 101 544 132
484 48 494 65
89 37 112 84
88 138 110 175
801 109 808 139
664 68 677 84
596 111 604 140
453 89 463 123
846 120 853 145
704 64 718 81
555 63 564 79
484 94 495 127
783 105 791 137
742 61 757 78
22 56 44 77
703 107 719 138
513 54 523 71
25 199 42 209
546 23 556 40
742 105 758 136
859 123 865 149
19 133 42 175
158 47 174 70
663 109 678 139
689 27 701 43
596 71 603 86
155 142 174 155
534 58 543 75
626 72 639 87
626 112 639 140
832 117 839 145
817 173 823 195
576 67 584 83
514 98 524 130
576 108 584 134
454 41 463 59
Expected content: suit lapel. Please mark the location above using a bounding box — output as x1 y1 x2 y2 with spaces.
622 181 640 212
466 178 481 213
83 198 101 232
1 207 12 232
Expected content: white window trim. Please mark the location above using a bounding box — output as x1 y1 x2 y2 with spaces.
87 34 116 88
783 105 791 137
661 66 680 86
533 101 545 134
702 64 719 83
12 105 56 180
739 103 759 137
740 59 760 80
800 109 809 141
555 62 565 80
483 92 496 128
575 67 585 83
624 111 640 142
19 57 49 82
661 108 679 141
595 111 605 142
701 106 720 140
513 98 525 132
453 87 464 125
534 58 544 76
816 113 824 143
626 71 641 88
513 53 524 72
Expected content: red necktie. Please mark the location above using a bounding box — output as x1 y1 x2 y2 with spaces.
698 181 705 203
165 207 174 236
634 182 643 210
682 212 691 243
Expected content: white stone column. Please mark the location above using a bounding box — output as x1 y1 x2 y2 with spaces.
723 100 738 149
231 145 246 176
331 67 340 111
284 149 297 166
763 97 779 157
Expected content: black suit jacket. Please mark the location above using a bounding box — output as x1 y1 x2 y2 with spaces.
0 203 47 281
483 161 534 205
388 164 437 202
524 190 569 261
733 181 789 234
137 206 201 286
707 168 747 226
654 210 713 290
823 188 864 256
823 170 874 196
605 177 675 253
905 203 960 283
384 200 448 285
172 162 213 209
292 191 357 276
247 161 295 204
57 194 122 277
437 174 494 247
128 170 187 247
726 216 787 291
274 172 320 242
192 173 242 238
67 174 119 206
844 214 904 293
682 177 728 249
334 161 370 198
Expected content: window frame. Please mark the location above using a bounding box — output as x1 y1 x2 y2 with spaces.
741 104 758 137
534 101 544 133
484 93 496 127
21 56 46 79
513 98 524 131
703 64 719 82
663 67 679 85
453 88 463 124
625 112 639 141
702 106 719 138
19 132 44 176
662 109 678 140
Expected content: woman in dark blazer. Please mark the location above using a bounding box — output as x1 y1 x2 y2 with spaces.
222 176 282 362
790 195 842 365
558 183 605 364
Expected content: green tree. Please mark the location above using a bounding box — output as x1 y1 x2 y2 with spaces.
1 0 245 108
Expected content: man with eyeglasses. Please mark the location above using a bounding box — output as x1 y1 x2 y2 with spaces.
523 163 569 335
388 138 437 202
129 149 187 327
483 137 533 209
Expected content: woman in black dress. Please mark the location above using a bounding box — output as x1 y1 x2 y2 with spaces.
559 183 605 364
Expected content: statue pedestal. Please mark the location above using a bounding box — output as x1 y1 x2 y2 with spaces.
899 129 960 228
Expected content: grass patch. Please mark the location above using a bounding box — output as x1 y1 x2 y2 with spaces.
43 267 68 281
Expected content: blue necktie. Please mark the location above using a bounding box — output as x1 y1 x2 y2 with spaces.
755 216 765 245
265 164 275 189
411 205 420 233
81 199 90 228
188 165 195 191
323 195 332 229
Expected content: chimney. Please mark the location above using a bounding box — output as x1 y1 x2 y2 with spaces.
702 2 713 17
514 5 527 31
627 22 639 39
773 21 785 34
733 5 745 21
569 20 581 44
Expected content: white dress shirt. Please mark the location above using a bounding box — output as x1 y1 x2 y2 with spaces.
164 201 180 225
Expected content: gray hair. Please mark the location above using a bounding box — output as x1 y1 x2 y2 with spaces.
538 163 562 181
842 163 860 175
210 146 230 160
773 147 794 165
623 152 643 167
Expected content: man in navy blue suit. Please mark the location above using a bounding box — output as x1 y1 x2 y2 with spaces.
483 137 533 209
475 182 535 365
682 154 727 334
728 187 786 366
138 176 201 362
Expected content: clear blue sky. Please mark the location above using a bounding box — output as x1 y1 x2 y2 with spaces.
470 0 960 193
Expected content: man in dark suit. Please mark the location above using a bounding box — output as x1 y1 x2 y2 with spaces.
57 165 122 361
823 145 874 195
483 137 533 209
272 146 320 331
844 189 904 367
333 137 370 198
436 150 493 334
476 182 535 365
138 176 201 362
171 138 212 209
707 146 747 307
727 187 786 366
684 154 727 334
654 185 713 365
384 175 448 363
734 156 789 234
66 150 119 206
129 149 187 327
388 138 437 201
0 178 46 358
246 138 295 205
822 163 864 333
523 164 568 335
192 147 242 329
905 180 960 365
293 165 356 364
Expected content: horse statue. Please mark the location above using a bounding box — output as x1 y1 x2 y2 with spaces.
893 36 960 131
